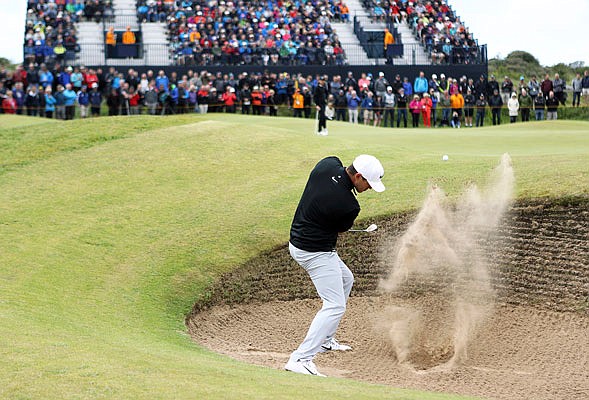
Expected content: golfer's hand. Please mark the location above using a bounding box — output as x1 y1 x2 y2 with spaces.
316 106 321 110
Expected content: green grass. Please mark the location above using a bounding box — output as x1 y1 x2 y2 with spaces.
1 114 588 399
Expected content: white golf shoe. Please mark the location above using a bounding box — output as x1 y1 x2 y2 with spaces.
285 359 326 377
320 337 352 352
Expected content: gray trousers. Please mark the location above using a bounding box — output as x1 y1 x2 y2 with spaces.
288 242 354 362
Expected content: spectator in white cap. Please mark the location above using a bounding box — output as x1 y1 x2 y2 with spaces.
286 154 385 377
374 71 389 99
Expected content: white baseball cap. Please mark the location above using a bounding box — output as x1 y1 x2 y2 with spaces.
353 155 385 192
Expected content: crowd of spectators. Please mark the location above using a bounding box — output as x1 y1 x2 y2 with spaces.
136 0 350 66
4 64 588 125
361 0 482 65
23 1 114 67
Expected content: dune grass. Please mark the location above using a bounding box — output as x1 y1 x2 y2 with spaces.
0 114 587 399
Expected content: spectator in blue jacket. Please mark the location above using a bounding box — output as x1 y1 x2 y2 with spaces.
402 77 413 96
39 64 54 89
63 83 77 120
54 85 66 120
413 71 428 96
361 91 375 126
89 82 102 117
155 70 170 92
347 89 361 124
77 85 90 118
44 86 56 119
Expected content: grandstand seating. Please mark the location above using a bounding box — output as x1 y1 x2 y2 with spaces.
137 0 349 66
21 0 485 68
24 1 114 66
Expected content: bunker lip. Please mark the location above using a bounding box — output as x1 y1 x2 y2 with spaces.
187 197 589 400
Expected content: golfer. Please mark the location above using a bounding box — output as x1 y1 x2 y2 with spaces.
285 155 385 376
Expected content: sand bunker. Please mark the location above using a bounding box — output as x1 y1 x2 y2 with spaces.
187 191 589 400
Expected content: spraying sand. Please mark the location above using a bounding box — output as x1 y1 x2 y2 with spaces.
378 153 515 370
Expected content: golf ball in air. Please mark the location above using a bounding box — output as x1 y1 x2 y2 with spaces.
442 155 449 161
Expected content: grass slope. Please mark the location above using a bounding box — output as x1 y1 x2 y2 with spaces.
1 114 588 399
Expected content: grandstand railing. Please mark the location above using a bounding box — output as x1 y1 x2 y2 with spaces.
75 42 486 66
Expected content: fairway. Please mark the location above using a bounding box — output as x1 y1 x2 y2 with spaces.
1 114 587 399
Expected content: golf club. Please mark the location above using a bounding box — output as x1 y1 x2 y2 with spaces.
348 223 378 233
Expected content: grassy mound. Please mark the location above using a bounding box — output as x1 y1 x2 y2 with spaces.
1 114 588 399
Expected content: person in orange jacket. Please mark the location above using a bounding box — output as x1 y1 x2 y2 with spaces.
122 26 136 44
450 91 465 124
420 93 433 127
292 88 304 118
251 86 264 115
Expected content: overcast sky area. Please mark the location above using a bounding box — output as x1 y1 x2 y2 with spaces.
1 0 588 67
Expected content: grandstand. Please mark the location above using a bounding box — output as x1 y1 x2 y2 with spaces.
23 0 487 69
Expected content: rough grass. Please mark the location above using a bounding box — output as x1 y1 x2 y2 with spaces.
1 114 588 399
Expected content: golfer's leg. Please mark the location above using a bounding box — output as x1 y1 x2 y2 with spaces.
325 254 354 340
289 246 345 361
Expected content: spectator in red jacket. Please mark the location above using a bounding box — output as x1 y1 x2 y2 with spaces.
541 74 553 99
222 86 237 113
2 91 18 114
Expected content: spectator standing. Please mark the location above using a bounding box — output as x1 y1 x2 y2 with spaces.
54 85 66 120
122 26 136 44
429 88 438 127
373 95 383 127
518 88 532 122
463 88 475 127
391 74 403 94
534 92 546 120
383 86 396 127
439 91 451 127
413 71 428 97
89 83 102 116
488 89 503 125
293 88 304 118
302 87 313 119
63 84 77 120
507 92 519 123
409 95 421 127
541 74 553 99
545 91 559 120
500 76 513 106
107 88 120 116
77 85 89 118
486 75 499 98
251 86 263 116
582 70 589 105
222 87 237 113
475 94 487 127
384 28 394 65
240 84 251 115
106 26 116 57
420 93 432 128
572 73 582 107
450 91 464 123
347 90 361 124
44 87 56 118
2 91 17 114
13 83 25 115
527 75 541 102
143 83 158 115
334 89 348 121
25 86 41 116
361 91 374 126
552 73 566 105
374 72 388 100
71 67 84 92
402 77 413 97
396 88 408 128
